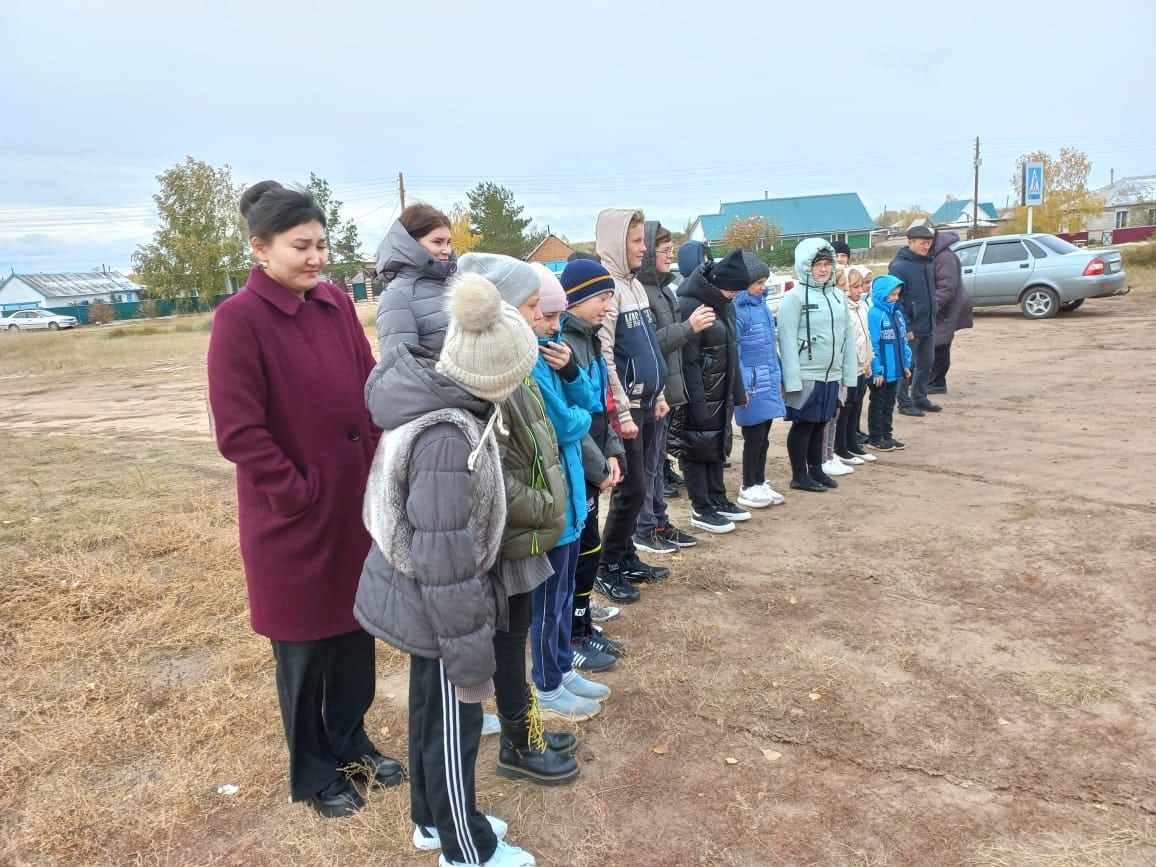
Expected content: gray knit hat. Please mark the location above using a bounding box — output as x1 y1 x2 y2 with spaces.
457 252 541 308
435 272 539 403
740 251 770 283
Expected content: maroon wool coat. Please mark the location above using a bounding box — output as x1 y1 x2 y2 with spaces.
207 266 378 641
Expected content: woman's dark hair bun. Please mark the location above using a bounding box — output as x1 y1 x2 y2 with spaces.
239 180 285 219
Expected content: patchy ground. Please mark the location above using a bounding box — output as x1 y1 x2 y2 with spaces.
1 294 1154 866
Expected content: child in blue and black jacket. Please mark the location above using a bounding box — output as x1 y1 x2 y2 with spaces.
867 275 912 452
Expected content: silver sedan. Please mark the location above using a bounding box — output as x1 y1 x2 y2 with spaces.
951 233 1127 319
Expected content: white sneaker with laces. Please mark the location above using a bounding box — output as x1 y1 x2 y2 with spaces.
737 485 772 510
822 458 854 476
440 840 536 867
757 483 786 505
589 600 620 623
416 815 508 851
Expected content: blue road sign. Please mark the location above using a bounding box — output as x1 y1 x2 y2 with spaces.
1024 162 1044 207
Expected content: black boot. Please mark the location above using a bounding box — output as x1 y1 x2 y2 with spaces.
496 693 579 786
664 458 685 488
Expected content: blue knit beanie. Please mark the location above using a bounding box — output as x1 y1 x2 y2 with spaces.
560 258 616 307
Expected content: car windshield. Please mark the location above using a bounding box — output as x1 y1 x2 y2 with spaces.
1035 235 1080 255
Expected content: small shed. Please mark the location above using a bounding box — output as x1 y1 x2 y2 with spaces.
525 234 576 274
0 271 140 313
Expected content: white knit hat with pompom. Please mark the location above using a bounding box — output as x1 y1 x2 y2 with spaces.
435 271 539 403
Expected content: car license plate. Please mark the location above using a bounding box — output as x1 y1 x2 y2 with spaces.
1108 261 1120 272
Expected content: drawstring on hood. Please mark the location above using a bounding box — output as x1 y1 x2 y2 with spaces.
794 238 838 361
468 405 507 472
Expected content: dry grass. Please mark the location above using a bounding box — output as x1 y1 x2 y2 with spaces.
970 827 1156 866
994 669 1124 709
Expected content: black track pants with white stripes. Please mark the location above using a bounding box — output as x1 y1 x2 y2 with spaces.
408 656 497 865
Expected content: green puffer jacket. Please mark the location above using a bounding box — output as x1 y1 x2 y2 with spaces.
498 377 567 564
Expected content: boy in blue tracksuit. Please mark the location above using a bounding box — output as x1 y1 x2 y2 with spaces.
867 275 912 452
525 265 615 722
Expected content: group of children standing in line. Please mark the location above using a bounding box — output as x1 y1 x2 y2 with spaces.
208 184 927 867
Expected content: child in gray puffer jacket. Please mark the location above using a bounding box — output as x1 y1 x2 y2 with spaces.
355 271 541 867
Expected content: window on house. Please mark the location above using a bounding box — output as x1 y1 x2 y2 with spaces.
1115 210 1129 229
832 233 847 244
1148 207 1156 226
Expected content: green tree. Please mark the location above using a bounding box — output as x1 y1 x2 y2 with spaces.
467 182 542 257
722 216 781 252
875 205 931 229
132 157 249 301
306 173 362 280
1007 147 1103 234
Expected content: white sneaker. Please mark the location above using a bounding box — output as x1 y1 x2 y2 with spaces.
840 454 865 465
481 713 501 736
737 485 772 510
416 815 508 851
822 459 853 476
440 840 536 867
757 483 786 505
854 451 877 462
589 600 620 623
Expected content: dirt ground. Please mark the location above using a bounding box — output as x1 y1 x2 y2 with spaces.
1 292 1155 866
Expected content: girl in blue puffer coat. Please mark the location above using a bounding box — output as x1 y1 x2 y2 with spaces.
733 253 786 509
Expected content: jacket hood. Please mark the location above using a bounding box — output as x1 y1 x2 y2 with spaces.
932 230 960 257
794 238 838 290
636 220 675 288
677 240 706 277
870 274 903 311
594 208 638 281
375 219 458 281
369 344 491 430
676 264 731 311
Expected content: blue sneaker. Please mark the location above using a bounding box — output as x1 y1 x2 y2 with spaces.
562 672 611 702
536 687 600 721
415 814 508 851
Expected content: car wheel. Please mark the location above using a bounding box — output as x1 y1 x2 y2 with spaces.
48 321 60 330
1058 299 1085 313
1021 286 1059 320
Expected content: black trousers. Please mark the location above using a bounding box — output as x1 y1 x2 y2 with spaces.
836 379 867 455
897 334 934 409
741 421 773 488
271 628 377 801
601 409 654 565
409 655 497 865
929 340 951 390
572 486 601 639
682 459 727 513
868 380 899 442
492 590 531 721
785 421 825 474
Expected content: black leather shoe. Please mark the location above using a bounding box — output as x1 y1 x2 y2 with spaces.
307 777 365 818
810 468 838 489
898 406 925 417
662 481 680 498
347 751 404 789
915 401 942 412
789 473 827 492
925 386 947 395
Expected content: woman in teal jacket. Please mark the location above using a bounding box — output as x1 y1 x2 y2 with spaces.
775 239 858 492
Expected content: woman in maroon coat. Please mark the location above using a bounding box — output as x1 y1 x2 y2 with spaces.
207 181 402 818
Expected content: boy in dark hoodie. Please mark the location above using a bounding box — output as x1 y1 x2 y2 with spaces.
634 221 714 555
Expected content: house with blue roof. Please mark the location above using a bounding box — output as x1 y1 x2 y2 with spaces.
929 199 1000 228
687 192 877 252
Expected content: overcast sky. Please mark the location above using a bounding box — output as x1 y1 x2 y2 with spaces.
2 0 1154 274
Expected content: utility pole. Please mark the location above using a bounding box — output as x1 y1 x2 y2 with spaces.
972 137 981 238
398 172 406 210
